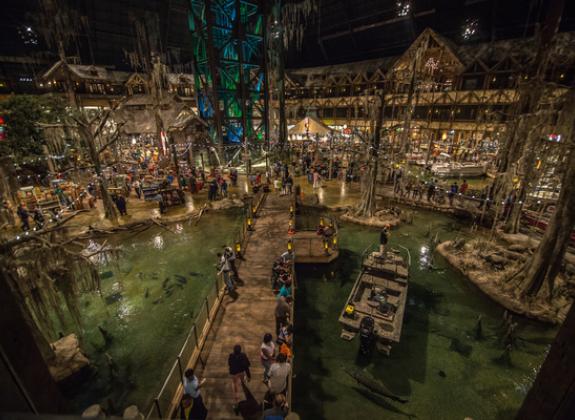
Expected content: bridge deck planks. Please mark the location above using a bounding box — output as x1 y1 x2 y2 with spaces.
195 194 290 419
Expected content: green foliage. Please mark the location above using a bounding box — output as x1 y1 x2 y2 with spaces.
0 94 68 172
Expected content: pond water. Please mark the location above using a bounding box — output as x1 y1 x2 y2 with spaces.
293 210 556 420
58 211 242 414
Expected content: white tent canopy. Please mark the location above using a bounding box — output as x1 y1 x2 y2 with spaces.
288 116 332 137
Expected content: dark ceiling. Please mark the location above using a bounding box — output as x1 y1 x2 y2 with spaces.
1 0 575 72
286 0 575 68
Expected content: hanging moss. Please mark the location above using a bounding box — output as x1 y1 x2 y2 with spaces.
1 229 118 344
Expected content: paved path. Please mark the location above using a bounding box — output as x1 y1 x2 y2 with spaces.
197 193 290 419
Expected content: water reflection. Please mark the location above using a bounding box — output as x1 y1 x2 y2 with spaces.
153 234 164 249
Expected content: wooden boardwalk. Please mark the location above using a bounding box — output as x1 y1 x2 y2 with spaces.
196 193 290 419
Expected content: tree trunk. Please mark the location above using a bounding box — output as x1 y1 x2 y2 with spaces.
504 118 544 233
495 0 565 229
78 123 118 223
515 301 575 419
356 93 385 217
519 95 575 298
0 157 19 203
0 266 64 413
399 60 417 157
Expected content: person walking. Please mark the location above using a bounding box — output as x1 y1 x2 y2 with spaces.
448 182 458 206
217 252 234 292
224 246 240 282
133 179 142 199
221 179 228 198
268 353 291 395
228 344 251 414
260 333 276 383
285 175 293 195
33 209 45 230
460 179 469 195
312 170 321 189
426 180 436 202
116 194 128 215
275 296 290 336
379 225 389 255
16 204 30 231
182 369 208 420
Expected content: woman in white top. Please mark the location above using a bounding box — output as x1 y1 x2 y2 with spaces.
260 333 276 382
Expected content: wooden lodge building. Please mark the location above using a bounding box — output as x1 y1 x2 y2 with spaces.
39 60 196 109
284 28 575 151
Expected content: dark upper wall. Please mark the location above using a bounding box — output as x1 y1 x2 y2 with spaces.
285 0 575 68
0 0 194 94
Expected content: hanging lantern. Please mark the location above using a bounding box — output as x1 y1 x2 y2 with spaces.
287 239 294 252
319 217 325 227
332 236 338 247
247 217 253 231
235 241 242 254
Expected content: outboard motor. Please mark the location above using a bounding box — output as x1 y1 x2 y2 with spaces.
359 316 375 355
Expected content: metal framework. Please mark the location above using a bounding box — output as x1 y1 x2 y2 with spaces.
189 0 269 166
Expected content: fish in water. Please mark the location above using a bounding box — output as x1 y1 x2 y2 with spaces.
438 370 446 378
137 272 146 280
352 387 416 419
162 277 170 289
449 338 473 357
100 270 114 280
152 297 163 305
144 288 149 298
104 292 123 305
343 367 408 403
175 275 187 284
151 272 159 280
189 271 201 277
98 326 113 345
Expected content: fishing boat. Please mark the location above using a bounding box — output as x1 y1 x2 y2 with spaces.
431 162 487 178
339 247 409 355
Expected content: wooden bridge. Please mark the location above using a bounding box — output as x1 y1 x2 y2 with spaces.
160 190 340 419
194 193 291 419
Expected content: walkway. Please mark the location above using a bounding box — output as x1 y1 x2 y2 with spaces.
197 193 290 419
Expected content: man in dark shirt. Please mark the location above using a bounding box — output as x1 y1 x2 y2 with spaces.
228 344 251 413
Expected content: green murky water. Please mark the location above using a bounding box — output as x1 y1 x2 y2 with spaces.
58 211 241 413
293 210 556 420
